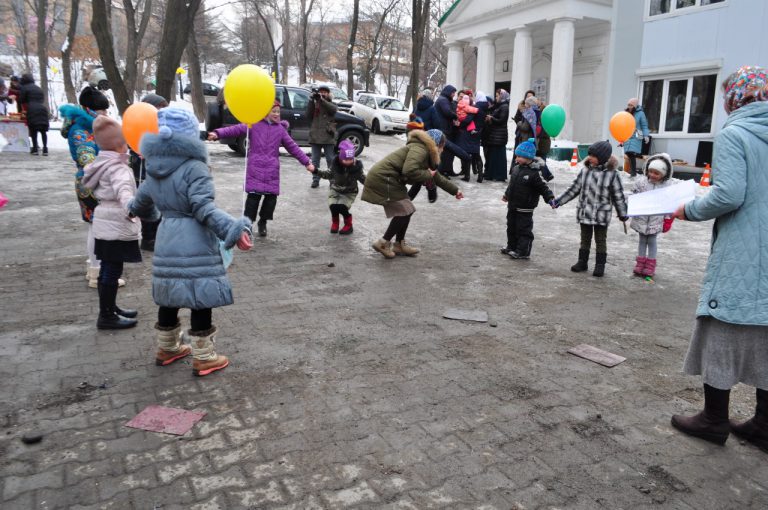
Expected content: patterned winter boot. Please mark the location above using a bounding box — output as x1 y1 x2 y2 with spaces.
633 256 647 276
155 322 192 366
190 327 229 377
642 258 657 277
730 389 768 453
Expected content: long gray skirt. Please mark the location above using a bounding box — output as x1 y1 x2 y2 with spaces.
683 316 768 390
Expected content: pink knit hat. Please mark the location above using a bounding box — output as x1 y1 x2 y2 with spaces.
92 115 126 151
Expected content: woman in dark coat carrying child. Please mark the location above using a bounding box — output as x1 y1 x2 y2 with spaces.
483 89 510 182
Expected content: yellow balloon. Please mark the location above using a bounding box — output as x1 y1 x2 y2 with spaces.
223 64 275 126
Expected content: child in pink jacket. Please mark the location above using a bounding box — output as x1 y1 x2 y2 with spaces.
209 100 315 236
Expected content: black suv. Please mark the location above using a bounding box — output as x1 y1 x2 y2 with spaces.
206 85 370 156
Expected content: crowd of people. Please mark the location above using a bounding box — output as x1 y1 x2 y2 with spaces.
24 64 765 453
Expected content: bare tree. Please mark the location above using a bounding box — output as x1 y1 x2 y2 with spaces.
91 0 154 113
346 0 360 97
252 1 280 78
155 0 203 102
298 0 316 84
61 0 79 103
29 0 50 104
186 25 206 121
405 0 430 108
10 0 33 72
360 0 400 92
280 0 291 83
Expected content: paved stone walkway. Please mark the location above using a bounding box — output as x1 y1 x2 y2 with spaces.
0 140 766 509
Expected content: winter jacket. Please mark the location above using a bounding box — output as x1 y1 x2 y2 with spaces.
19 82 49 130
684 101 768 326
307 95 338 145
315 157 365 195
456 101 488 155
556 156 628 226
414 96 436 130
361 129 459 205
630 153 675 235
82 151 141 242
504 158 555 212
433 85 458 135
483 99 510 147
215 119 310 195
59 105 99 171
129 131 251 310
624 106 649 155
59 104 101 222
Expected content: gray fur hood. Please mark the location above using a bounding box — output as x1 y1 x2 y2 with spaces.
140 132 208 179
643 152 674 181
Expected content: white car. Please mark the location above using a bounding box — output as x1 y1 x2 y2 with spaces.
348 94 410 134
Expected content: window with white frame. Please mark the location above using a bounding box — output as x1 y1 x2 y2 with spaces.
648 0 724 17
640 73 718 135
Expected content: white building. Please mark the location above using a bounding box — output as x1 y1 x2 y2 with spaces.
440 0 768 165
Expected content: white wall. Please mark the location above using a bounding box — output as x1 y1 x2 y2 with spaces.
639 0 768 162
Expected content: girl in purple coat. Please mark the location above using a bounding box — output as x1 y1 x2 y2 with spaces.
208 101 315 236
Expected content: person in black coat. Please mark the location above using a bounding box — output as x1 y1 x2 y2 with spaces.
434 85 460 178
483 89 510 181
19 74 50 155
457 91 489 182
501 138 555 259
413 89 436 131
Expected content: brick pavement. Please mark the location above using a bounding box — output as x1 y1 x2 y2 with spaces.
0 141 766 509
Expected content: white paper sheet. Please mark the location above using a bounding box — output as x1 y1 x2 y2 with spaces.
627 180 697 217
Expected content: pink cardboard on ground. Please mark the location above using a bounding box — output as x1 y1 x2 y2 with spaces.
125 405 206 435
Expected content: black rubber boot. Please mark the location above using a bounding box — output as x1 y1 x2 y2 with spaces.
592 252 607 277
115 305 138 318
731 388 768 453
672 384 730 445
570 249 589 272
97 283 137 330
427 184 437 203
257 220 267 237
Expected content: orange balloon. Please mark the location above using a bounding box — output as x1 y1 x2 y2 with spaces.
122 102 159 155
609 111 636 143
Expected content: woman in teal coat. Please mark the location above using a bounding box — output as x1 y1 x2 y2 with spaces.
671 66 768 452
624 98 649 177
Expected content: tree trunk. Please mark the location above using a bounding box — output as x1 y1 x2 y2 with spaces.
346 0 360 98
253 2 278 79
91 0 132 113
155 0 203 102
405 0 430 109
61 0 80 104
35 0 50 108
281 0 290 83
187 29 206 122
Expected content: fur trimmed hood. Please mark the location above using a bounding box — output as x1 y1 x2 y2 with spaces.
643 152 674 181
406 129 441 168
141 132 208 179
583 155 619 172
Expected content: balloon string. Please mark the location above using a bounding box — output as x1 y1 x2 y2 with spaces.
242 126 249 215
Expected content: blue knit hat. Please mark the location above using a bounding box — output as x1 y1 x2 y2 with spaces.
157 107 199 139
426 129 445 146
515 138 537 159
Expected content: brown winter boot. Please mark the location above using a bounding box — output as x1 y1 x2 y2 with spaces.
372 238 396 259
190 327 229 376
392 240 420 256
730 388 768 453
671 384 730 445
155 323 192 366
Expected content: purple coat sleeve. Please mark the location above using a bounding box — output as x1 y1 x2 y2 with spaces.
214 123 248 139
281 127 311 166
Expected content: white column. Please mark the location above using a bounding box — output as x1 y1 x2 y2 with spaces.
445 42 465 89
549 18 576 139
509 28 532 107
475 36 497 96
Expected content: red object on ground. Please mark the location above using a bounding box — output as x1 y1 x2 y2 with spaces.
125 405 206 435
0 192 8 209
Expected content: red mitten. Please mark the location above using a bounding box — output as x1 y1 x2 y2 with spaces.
663 217 674 233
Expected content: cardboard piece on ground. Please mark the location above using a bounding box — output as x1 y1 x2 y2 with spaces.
627 179 696 217
567 344 626 368
125 405 206 435
443 309 489 323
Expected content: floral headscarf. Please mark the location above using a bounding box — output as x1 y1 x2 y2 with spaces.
723 65 768 114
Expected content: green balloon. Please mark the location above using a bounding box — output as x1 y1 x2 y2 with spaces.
541 104 566 137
